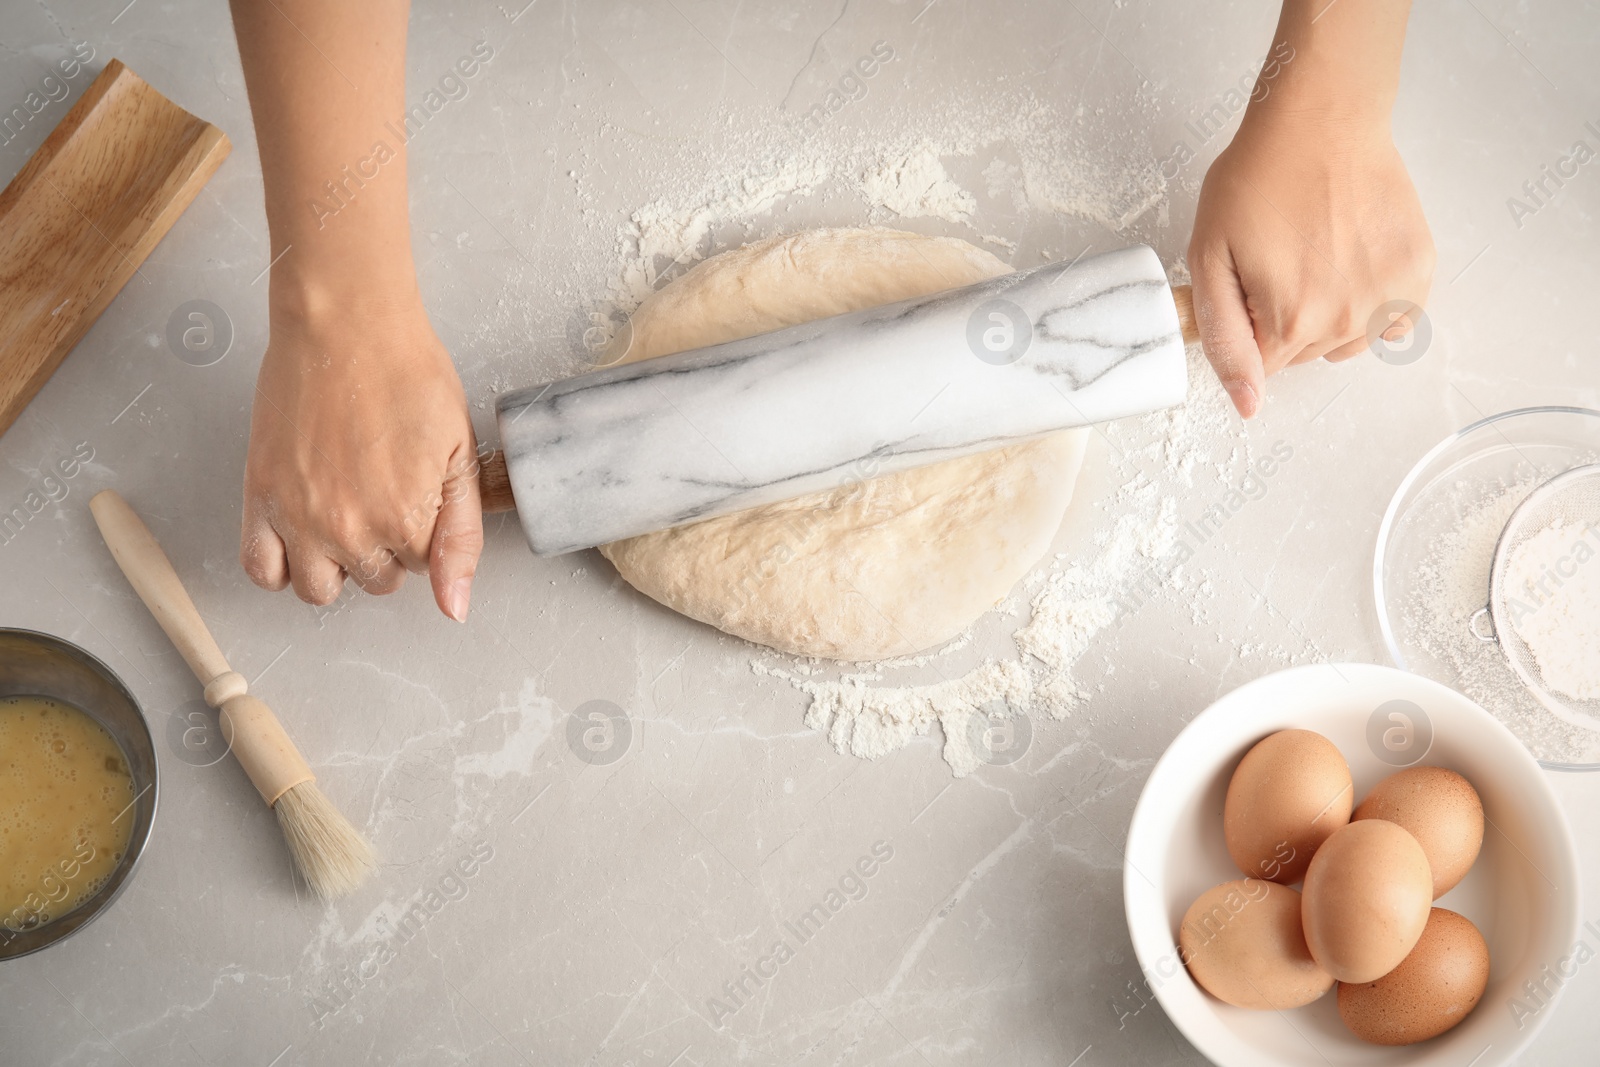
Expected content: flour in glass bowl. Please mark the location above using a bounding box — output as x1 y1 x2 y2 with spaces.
1407 480 1600 764
1505 521 1600 703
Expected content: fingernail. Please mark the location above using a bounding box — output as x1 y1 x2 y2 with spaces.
446 577 472 623
1225 380 1259 419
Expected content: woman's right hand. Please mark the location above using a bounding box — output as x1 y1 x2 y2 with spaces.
1188 111 1435 419
1187 0 1434 419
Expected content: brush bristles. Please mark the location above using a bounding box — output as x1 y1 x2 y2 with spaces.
273 781 377 900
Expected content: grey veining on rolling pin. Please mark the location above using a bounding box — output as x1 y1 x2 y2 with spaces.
497 244 1188 555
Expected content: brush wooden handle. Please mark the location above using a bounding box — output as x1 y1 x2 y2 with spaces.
217 695 311 807
88 489 313 806
89 490 232 686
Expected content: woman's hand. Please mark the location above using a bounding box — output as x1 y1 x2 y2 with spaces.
230 0 482 620
241 287 483 621
1189 116 1435 418
1188 0 1434 419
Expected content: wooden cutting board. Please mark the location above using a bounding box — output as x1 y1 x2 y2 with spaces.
0 58 230 439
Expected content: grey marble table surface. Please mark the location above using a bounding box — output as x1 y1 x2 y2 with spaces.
2 1 1597 1065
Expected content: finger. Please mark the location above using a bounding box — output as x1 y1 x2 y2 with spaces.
1365 301 1426 366
288 549 347 607
390 523 434 575
1286 327 1361 367
240 496 290 591
385 490 444 574
1189 246 1266 419
1324 335 1372 363
1297 321 1370 365
1301 300 1423 367
348 548 408 595
1286 342 1322 367
1258 302 1338 376
1262 331 1319 376
430 444 485 623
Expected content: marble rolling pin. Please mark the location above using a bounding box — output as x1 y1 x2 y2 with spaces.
481 244 1198 555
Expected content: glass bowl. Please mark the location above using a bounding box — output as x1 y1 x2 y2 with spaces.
1374 406 1600 770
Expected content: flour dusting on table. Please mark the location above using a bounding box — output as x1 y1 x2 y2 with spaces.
755 349 1238 777
856 142 976 222
521 85 1173 372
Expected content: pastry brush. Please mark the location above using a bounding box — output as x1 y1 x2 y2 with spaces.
89 489 376 899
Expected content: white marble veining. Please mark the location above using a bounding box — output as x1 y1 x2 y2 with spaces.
1 1 1598 1065
498 246 1187 554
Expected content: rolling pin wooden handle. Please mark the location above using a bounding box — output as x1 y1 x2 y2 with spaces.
88 489 314 807
479 450 515 514
1172 284 1200 346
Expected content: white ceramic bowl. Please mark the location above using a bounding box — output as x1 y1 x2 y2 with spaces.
1125 664 1581 1066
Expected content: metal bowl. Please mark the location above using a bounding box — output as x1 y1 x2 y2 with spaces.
0 628 158 961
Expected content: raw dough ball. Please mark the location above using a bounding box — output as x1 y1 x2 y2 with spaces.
598 229 1089 660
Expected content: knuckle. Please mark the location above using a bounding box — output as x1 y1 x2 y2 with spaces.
354 568 403 595
297 581 341 608
327 515 365 552
1258 322 1295 356
390 500 441 545
443 516 485 547
349 546 393 583
1410 236 1438 281
239 548 283 591
1280 305 1326 348
1334 307 1364 340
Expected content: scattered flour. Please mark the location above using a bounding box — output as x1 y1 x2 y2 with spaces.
754 349 1238 777
774 658 1034 779
614 157 834 309
541 86 1171 366
1506 522 1600 702
855 142 977 222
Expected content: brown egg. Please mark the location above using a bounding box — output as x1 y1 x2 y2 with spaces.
1179 879 1334 1010
1223 729 1353 884
1338 908 1490 1044
1353 767 1484 898
1302 820 1433 983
